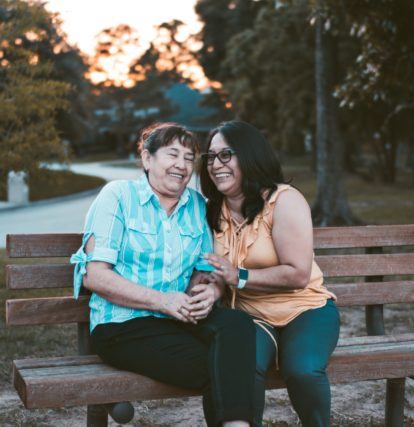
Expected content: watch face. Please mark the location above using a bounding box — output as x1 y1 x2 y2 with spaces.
239 268 248 280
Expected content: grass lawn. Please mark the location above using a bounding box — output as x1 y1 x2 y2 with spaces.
0 169 106 202
284 162 414 225
0 163 413 425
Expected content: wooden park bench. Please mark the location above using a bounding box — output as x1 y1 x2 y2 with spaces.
5 224 414 426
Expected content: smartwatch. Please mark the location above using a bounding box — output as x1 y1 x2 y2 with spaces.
237 267 249 289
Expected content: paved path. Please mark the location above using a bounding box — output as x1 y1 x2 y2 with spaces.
0 160 200 248
0 161 143 248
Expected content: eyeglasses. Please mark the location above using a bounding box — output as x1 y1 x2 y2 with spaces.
202 149 236 165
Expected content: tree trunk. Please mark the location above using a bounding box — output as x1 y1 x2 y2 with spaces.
373 132 397 184
312 1 359 226
382 126 397 184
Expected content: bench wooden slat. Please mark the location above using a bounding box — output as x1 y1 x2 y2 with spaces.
6 296 89 326
14 355 100 370
7 234 82 258
316 253 414 277
6 225 414 259
13 338 414 409
6 264 73 289
337 333 414 347
6 279 414 325
13 335 414 370
313 224 414 248
327 280 414 306
6 251 414 290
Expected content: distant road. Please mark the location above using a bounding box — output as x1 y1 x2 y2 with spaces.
0 161 143 248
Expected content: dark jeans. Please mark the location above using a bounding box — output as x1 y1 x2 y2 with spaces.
91 307 256 427
254 299 340 427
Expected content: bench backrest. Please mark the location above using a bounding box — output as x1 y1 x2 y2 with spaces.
5 225 414 328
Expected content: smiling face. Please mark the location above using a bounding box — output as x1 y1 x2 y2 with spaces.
142 138 195 199
207 132 243 198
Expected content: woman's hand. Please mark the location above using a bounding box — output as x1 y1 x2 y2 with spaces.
158 292 197 324
186 271 212 295
204 253 238 287
188 284 217 320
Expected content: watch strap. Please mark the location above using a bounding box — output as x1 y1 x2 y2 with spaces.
237 267 248 289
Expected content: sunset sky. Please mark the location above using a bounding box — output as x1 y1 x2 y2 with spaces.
44 0 207 87
45 0 201 56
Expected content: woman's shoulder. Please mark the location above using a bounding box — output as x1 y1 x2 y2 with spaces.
92 180 140 213
269 184 310 219
263 185 308 220
97 180 134 198
267 184 295 204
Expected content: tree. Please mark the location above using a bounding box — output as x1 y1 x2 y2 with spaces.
89 23 193 155
127 41 177 141
220 1 315 153
88 24 142 155
195 0 267 117
196 0 358 224
311 0 358 225
0 0 70 192
151 20 195 82
195 0 265 82
27 11 98 153
336 0 414 183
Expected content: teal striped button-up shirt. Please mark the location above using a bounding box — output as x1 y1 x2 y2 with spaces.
70 174 213 332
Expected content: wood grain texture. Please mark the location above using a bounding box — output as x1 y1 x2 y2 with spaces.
6 225 414 259
313 224 414 249
7 234 82 258
13 337 414 409
6 279 414 326
316 253 414 277
6 264 73 289
327 280 414 306
6 296 89 326
336 333 414 347
6 251 414 291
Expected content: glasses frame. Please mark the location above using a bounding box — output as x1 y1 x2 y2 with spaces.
202 149 236 166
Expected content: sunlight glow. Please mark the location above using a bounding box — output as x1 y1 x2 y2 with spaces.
45 0 212 88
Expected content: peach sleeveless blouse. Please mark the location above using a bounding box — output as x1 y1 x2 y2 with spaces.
214 184 336 327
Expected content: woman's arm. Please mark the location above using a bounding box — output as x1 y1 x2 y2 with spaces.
83 236 197 323
206 188 314 291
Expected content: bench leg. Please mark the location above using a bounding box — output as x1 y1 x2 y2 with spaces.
87 404 108 427
385 378 405 427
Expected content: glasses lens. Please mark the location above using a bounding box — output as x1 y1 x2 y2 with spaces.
204 149 234 165
218 150 232 163
205 153 216 165
204 153 215 165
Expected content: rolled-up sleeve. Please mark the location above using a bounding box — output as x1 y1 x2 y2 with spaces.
70 181 125 299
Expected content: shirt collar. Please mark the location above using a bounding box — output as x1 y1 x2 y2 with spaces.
136 173 191 209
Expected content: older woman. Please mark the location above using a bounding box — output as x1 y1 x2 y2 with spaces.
70 123 256 427
200 121 340 427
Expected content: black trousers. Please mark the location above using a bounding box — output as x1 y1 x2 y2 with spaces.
91 307 256 426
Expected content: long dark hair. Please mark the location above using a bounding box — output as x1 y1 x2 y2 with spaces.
200 121 287 232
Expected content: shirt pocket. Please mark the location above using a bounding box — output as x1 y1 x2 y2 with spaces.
178 224 203 259
126 219 158 253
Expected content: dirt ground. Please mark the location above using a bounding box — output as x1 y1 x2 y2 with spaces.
1 305 414 427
